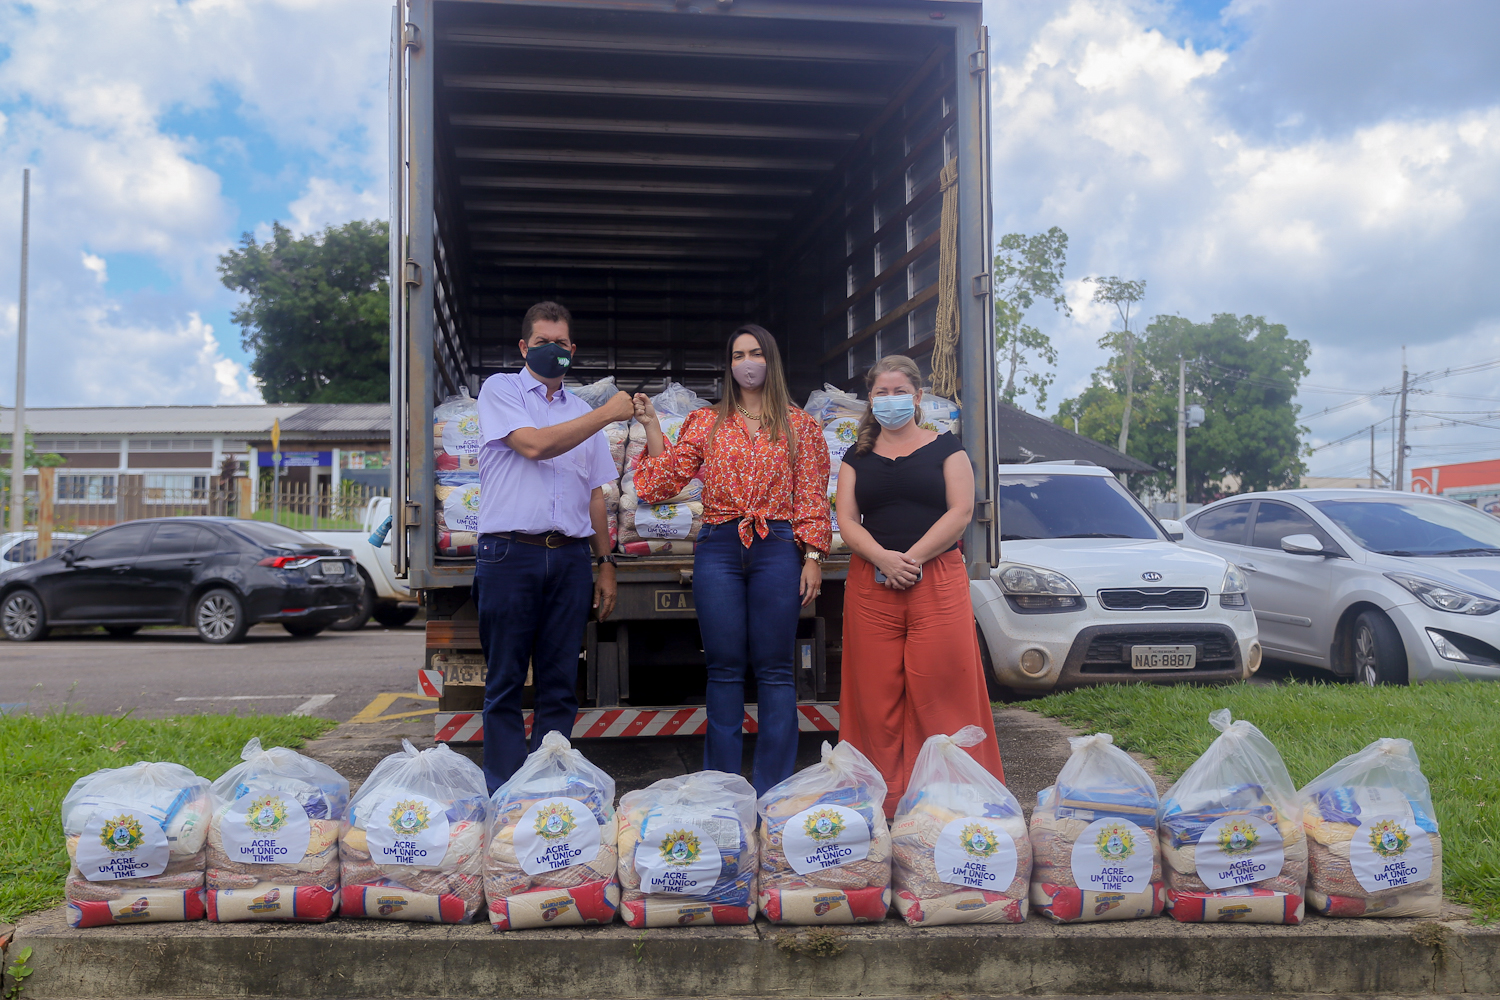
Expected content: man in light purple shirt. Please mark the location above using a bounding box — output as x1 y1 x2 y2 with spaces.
473 300 634 790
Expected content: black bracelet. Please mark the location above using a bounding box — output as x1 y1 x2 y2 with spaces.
596 553 617 567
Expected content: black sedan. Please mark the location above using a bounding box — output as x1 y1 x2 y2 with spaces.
0 517 363 644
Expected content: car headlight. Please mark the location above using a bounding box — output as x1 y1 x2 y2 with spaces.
997 563 1082 610
1386 572 1500 616
1219 563 1249 608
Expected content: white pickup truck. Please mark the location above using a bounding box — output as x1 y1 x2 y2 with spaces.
305 497 418 630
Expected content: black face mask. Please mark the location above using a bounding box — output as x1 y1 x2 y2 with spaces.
524 341 573 380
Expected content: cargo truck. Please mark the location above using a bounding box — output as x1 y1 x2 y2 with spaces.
388 0 999 742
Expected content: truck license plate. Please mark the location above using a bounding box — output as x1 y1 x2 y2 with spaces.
1130 645 1196 670
322 560 345 576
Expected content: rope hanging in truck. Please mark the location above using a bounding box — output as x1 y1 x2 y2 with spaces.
930 157 962 403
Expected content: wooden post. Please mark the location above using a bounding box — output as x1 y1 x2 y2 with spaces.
237 476 253 518
36 465 54 558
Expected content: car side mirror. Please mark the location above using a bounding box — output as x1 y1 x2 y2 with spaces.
1158 518 1185 542
1280 533 1326 556
60 549 77 566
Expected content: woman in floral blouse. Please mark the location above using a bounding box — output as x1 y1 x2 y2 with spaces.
633 324 830 794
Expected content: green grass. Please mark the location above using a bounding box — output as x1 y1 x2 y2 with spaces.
0 712 337 923
250 509 364 531
1027 681 1500 919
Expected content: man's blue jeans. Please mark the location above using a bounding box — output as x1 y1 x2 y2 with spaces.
474 533 592 793
693 519 802 796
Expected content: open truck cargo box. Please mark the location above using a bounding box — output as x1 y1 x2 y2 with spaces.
389 0 998 736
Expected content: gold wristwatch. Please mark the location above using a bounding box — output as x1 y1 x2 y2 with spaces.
804 549 823 564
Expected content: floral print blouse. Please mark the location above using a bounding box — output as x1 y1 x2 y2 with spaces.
634 406 831 552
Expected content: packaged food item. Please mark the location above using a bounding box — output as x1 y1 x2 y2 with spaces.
62 761 212 927
571 375 620 410
1158 710 1307 924
620 381 710 496
1029 733 1164 923
804 384 865 425
484 732 620 931
757 741 891 925
433 390 481 474
618 494 704 548
918 394 958 434
1300 737 1442 919
340 740 489 923
605 421 630 476
437 531 478 558
618 771 758 927
205 738 348 923
602 480 620 549
891 726 1030 926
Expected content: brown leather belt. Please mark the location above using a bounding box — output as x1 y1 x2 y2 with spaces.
505 530 579 548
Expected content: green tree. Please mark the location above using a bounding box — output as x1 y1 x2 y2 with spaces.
219 220 390 403
2 432 65 521
1084 276 1147 453
993 227 1070 410
1054 313 1311 500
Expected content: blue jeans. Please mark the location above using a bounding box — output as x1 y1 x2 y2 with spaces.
473 533 592 793
693 519 803 797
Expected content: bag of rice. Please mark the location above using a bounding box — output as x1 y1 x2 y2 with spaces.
1029 733 1165 922
757 741 890 924
435 473 481 556
618 770 758 927
1158 709 1307 924
1300 737 1442 918
485 732 620 931
341 740 488 923
618 494 704 548
892 726 1030 925
205 738 348 923
62 761 212 927
433 390 480 474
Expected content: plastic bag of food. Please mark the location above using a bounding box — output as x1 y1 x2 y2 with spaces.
571 375 620 410
340 740 489 923
918 394 958 434
602 480 620 550
434 389 481 473
1300 738 1442 919
891 726 1030 925
618 495 704 547
619 539 696 557
484 732 619 931
804 384 864 425
1029 734 1165 923
618 771 758 927
205 738 348 923
437 531 478 558
605 421 630 475
757 741 890 924
62 761 212 927
1158 710 1306 924
620 382 711 493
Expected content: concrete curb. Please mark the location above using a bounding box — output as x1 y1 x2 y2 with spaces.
9 907 1497 999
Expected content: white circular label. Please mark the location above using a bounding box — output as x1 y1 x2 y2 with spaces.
366 794 451 868
634 823 722 896
513 797 602 875
76 805 170 882
1195 815 1284 889
1350 813 1433 892
932 816 1018 890
781 804 870 876
1070 817 1154 892
221 792 311 865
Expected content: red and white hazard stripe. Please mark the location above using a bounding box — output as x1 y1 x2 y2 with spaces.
418 669 444 698
432 703 839 744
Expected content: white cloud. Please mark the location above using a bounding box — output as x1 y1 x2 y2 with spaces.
288 177 386 237
81 252 106 284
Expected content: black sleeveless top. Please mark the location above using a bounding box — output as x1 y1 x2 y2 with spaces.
842 433 964 553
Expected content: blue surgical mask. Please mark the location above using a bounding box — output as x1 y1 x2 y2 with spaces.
871 393 915 429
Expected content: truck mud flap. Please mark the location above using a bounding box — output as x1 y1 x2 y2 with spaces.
433 703 840 744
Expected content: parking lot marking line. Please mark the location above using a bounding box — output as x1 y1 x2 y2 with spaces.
290 694 337 716
173 695 323 701
348 692 439 725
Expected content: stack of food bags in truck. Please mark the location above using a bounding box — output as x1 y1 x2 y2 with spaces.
1029 733 1165 922
618 382 709 555
1157 710 1307 924
1301 737 1442 918
341 741 488 922
571 376 627 547
204 738 348 922
757 741 891 924
484 732 620 930
62 761 212 927
617 771 757 926
433 390 481 557
891 726 1031 925
803 385 865 553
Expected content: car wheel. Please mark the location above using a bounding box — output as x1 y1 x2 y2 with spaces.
283 622 326 637
104 625 141 638
975 621 1011 702
329 573 375 632
2 589 48 642
372 603 418 629
1352 609 1408 686
194 589 249 644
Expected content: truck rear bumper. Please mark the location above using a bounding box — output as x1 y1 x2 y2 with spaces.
433 703 841 744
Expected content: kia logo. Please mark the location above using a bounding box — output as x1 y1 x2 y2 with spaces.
1141 571 1163 582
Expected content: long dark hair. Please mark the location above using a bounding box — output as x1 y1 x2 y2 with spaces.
707 324 797 463
851 355 924 457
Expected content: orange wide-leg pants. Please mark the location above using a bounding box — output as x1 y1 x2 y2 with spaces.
838 549 1005 818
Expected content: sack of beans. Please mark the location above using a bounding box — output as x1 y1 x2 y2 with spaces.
1158 710 1307 924
341 740 488 923
433 390 480 474
757 741 891 924
205 738 348 922
1300 738 1442 919
1029 734 1165 922
62 761 212 927
618 771 758 927
892 726 1030 925
485 732 620 931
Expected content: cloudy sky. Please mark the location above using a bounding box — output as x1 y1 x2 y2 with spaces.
0 0 1496 483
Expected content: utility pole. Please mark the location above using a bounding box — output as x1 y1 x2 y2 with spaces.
1395 349 1409 491
8 169 29 535
1176 356 1187 515
1369 424 1375 489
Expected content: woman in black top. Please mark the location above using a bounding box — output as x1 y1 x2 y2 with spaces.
835 355 1004 817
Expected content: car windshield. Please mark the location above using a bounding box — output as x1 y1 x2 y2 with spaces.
225 521 320 548
998 473 1162 541
1311 498 1500 556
